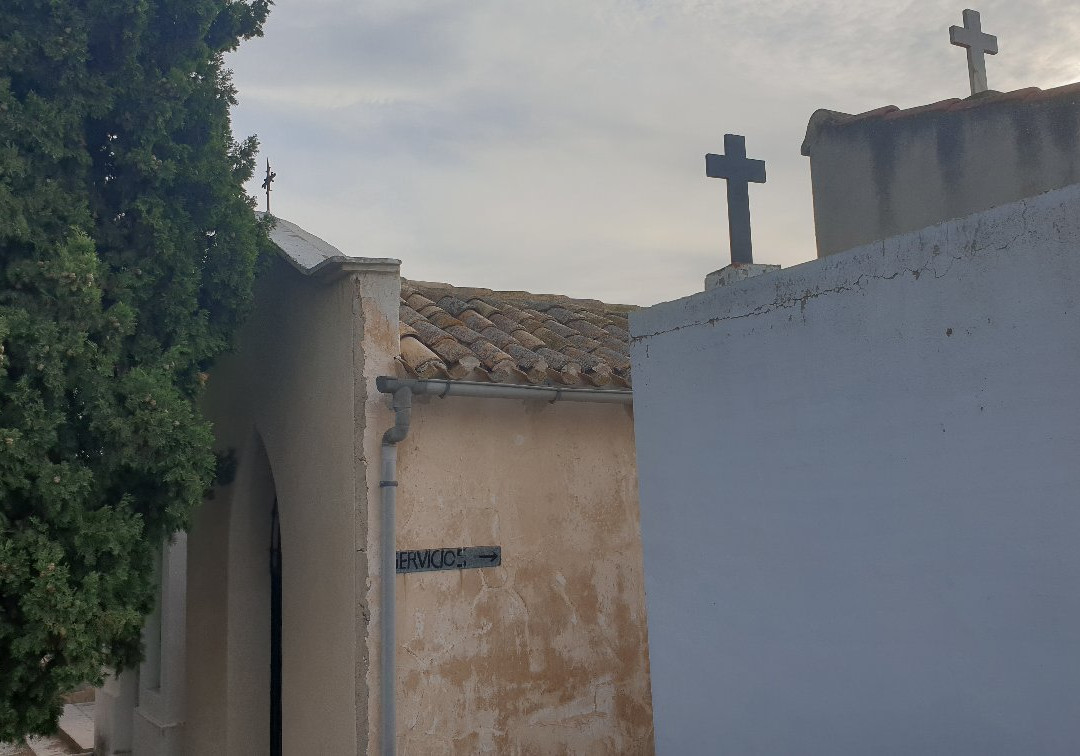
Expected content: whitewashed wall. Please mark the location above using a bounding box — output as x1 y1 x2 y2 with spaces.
629 183 1080 754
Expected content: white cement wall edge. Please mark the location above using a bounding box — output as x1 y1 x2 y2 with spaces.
631 183 1080 340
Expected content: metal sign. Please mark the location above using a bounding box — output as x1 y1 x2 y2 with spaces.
396 546 501 574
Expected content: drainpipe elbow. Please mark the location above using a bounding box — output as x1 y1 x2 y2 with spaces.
381 386 412 446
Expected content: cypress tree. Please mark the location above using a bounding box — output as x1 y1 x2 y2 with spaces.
0 0 271 738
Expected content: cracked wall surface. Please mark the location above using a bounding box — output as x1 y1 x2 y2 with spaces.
629 183 1080 753
394 397 653 755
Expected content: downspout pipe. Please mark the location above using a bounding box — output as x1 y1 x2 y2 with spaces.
374 375 631 755
379 386 411 756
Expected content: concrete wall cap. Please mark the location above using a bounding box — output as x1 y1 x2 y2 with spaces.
800 107 898 156
262 214 401 279
801 80 1080 157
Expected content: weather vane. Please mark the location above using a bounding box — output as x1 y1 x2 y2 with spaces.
261 159 276 213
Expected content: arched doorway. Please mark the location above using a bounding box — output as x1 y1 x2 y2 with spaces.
220 431 280 752
270 498 282 756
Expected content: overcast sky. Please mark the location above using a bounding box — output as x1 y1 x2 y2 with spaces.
228 0 1080 305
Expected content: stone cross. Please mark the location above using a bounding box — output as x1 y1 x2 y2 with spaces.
706 134 766 265
261 159 277 213
949 9 998 95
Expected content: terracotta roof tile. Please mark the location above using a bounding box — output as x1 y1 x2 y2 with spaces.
604 323 629 342
399 304 423 326
456 309 495 332
511 329 545 351
566 334 602 351
480 326 514 351
600 337 629 355
434 295 469 315
533 326 569 350
801 81 1080 156
567 318 607 340
471 340 515 369
428 311 464 331
397 280 637 387
444 323 481 344
466 298 498 318
405 292 434 311
399 330 445 380
541 320 577 339
880 98 963 120
488 312 521 334
595 347 632 372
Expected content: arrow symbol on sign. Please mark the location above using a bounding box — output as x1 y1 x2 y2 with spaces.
479 551 498 562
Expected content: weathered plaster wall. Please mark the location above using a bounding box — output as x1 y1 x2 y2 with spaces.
630 183 1080 753
356 269 403 756
804 92 1080 257
393 396 653 755
187 254 398 755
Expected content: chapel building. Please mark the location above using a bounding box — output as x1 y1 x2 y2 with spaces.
94 219 654 755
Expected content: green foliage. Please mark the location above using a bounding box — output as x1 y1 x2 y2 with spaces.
0 0 271 738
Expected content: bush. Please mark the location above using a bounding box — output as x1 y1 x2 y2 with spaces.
0 0 271 738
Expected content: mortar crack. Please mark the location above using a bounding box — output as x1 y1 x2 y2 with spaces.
631 212 1027 343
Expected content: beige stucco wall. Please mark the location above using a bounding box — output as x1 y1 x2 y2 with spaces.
394 394 653 755
804 91 1080 257
172 243 651 754
188 255 398 755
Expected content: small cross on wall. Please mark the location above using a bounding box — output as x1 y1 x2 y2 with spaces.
706 134 766 265
950 9 998 96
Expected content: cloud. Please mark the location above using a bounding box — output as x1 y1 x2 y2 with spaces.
229 0 1080 304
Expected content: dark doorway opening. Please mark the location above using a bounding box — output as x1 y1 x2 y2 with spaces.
270 499 282 756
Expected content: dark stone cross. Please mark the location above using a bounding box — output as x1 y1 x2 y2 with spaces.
950 9 998 96
261 159 277 213
706 134 766 265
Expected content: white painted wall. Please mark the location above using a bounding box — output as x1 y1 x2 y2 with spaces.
629 184 1080 754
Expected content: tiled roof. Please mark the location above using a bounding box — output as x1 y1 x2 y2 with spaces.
398 280 636 387
801 81 1080 156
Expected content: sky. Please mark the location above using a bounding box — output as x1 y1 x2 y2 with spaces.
228 0 1080 306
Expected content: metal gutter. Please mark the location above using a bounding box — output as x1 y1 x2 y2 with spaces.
375 376 633 405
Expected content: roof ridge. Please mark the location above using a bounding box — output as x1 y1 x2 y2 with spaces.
404 278 637 312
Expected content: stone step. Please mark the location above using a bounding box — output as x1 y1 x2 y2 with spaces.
0 740 34 756
0 699 93 756
55 704 93 754
3 735 82 756
24 735 84 756
0 700 94 756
